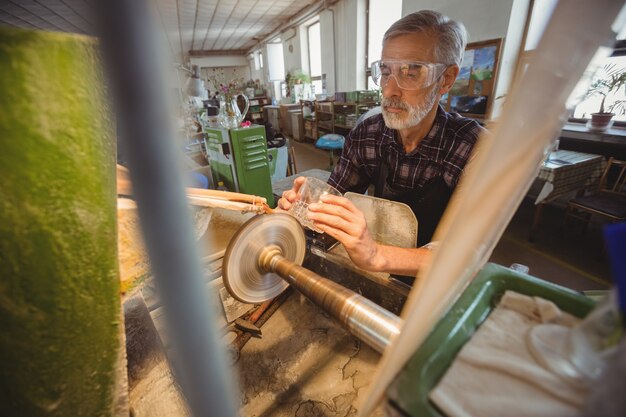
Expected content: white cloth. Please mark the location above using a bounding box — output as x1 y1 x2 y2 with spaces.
430 290 587 417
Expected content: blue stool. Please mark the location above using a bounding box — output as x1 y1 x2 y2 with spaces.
186 172 209 189
315 134 345 171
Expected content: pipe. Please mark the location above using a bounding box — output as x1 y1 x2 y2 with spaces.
259 246 402 353
95 0 237 416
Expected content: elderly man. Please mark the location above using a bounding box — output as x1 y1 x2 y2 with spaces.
279 10 485 277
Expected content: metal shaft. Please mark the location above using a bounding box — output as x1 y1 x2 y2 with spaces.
260 247 403 353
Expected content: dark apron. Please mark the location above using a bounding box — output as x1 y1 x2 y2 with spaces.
374 161 453 247
374 160 452 285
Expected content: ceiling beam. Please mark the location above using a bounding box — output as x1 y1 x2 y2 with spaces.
189 49 247 56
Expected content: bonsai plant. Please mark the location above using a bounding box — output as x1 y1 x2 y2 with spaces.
584 64 626 131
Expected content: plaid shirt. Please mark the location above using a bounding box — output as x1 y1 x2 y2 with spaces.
328 105 485 194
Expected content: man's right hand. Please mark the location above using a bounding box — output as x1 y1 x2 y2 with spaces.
276 176 306 211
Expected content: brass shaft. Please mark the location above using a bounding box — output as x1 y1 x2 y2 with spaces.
260 246 403 354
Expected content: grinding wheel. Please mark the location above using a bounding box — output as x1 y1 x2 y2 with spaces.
223 213 306 303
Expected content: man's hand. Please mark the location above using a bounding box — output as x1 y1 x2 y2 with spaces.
276 176 306 211
307 194 384 271
308 194 434 276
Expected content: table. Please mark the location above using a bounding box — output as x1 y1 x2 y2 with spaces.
530 150 605 240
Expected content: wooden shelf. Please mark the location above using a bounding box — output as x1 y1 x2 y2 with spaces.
300 98 379 140
244 96 269 123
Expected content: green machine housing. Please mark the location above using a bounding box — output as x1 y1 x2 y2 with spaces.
204 125 275 207
385 263 596 416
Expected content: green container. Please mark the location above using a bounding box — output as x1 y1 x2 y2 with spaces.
345 91 359 102
357 90 379 103
387 263 595 417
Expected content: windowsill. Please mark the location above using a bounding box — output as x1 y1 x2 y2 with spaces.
561 122 626 142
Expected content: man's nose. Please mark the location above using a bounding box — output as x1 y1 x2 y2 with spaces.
382 74 402 98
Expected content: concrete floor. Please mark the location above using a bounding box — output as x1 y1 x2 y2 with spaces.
490 197 611 291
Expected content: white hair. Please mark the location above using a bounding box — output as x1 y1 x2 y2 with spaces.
383 10 467 67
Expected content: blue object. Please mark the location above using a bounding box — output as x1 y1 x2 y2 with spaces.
315 134 345 171
604 222 626 320
187 172 209 189
315 134 345 150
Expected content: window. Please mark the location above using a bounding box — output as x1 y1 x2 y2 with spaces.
308 21 322 94
569 24 626 122
572 55 626 122
259 51 264 69
519 0 626 122
253 52 260 71
267 41 284 81
366 0 402 89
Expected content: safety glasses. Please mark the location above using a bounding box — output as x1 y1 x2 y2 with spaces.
371 60 448 90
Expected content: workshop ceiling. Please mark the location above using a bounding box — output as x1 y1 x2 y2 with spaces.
0 0 318 61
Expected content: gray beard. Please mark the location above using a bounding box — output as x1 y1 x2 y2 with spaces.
381 84 440 130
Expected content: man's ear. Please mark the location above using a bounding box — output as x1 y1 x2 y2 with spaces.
439 65 459 95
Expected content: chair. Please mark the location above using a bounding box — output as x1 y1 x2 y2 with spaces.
565 157 626 230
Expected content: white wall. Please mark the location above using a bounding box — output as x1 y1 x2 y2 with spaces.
282 27 303 74
402 0 514 43
200 66 252 94
330 0 367 92
191 56 251 96
320 9 336 94
299 24 310 75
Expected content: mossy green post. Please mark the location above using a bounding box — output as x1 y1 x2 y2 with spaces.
0 27 120 416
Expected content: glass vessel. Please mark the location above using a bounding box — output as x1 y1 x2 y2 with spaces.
288 177 342 233
218 93 249 129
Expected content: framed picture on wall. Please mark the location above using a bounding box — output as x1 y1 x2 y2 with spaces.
443 38 502 120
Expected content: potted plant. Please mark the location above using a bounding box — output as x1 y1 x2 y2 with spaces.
584 64 626 131
285 70 312 102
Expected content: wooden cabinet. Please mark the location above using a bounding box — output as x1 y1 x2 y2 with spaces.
333 102 357 134
299 99 380 140
333 101 379 134
303 118 317 141
279 104 301 136
263 105 280 131
246 96 269 122
315 100 334 137
301 100 316 142
291 111 304 142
